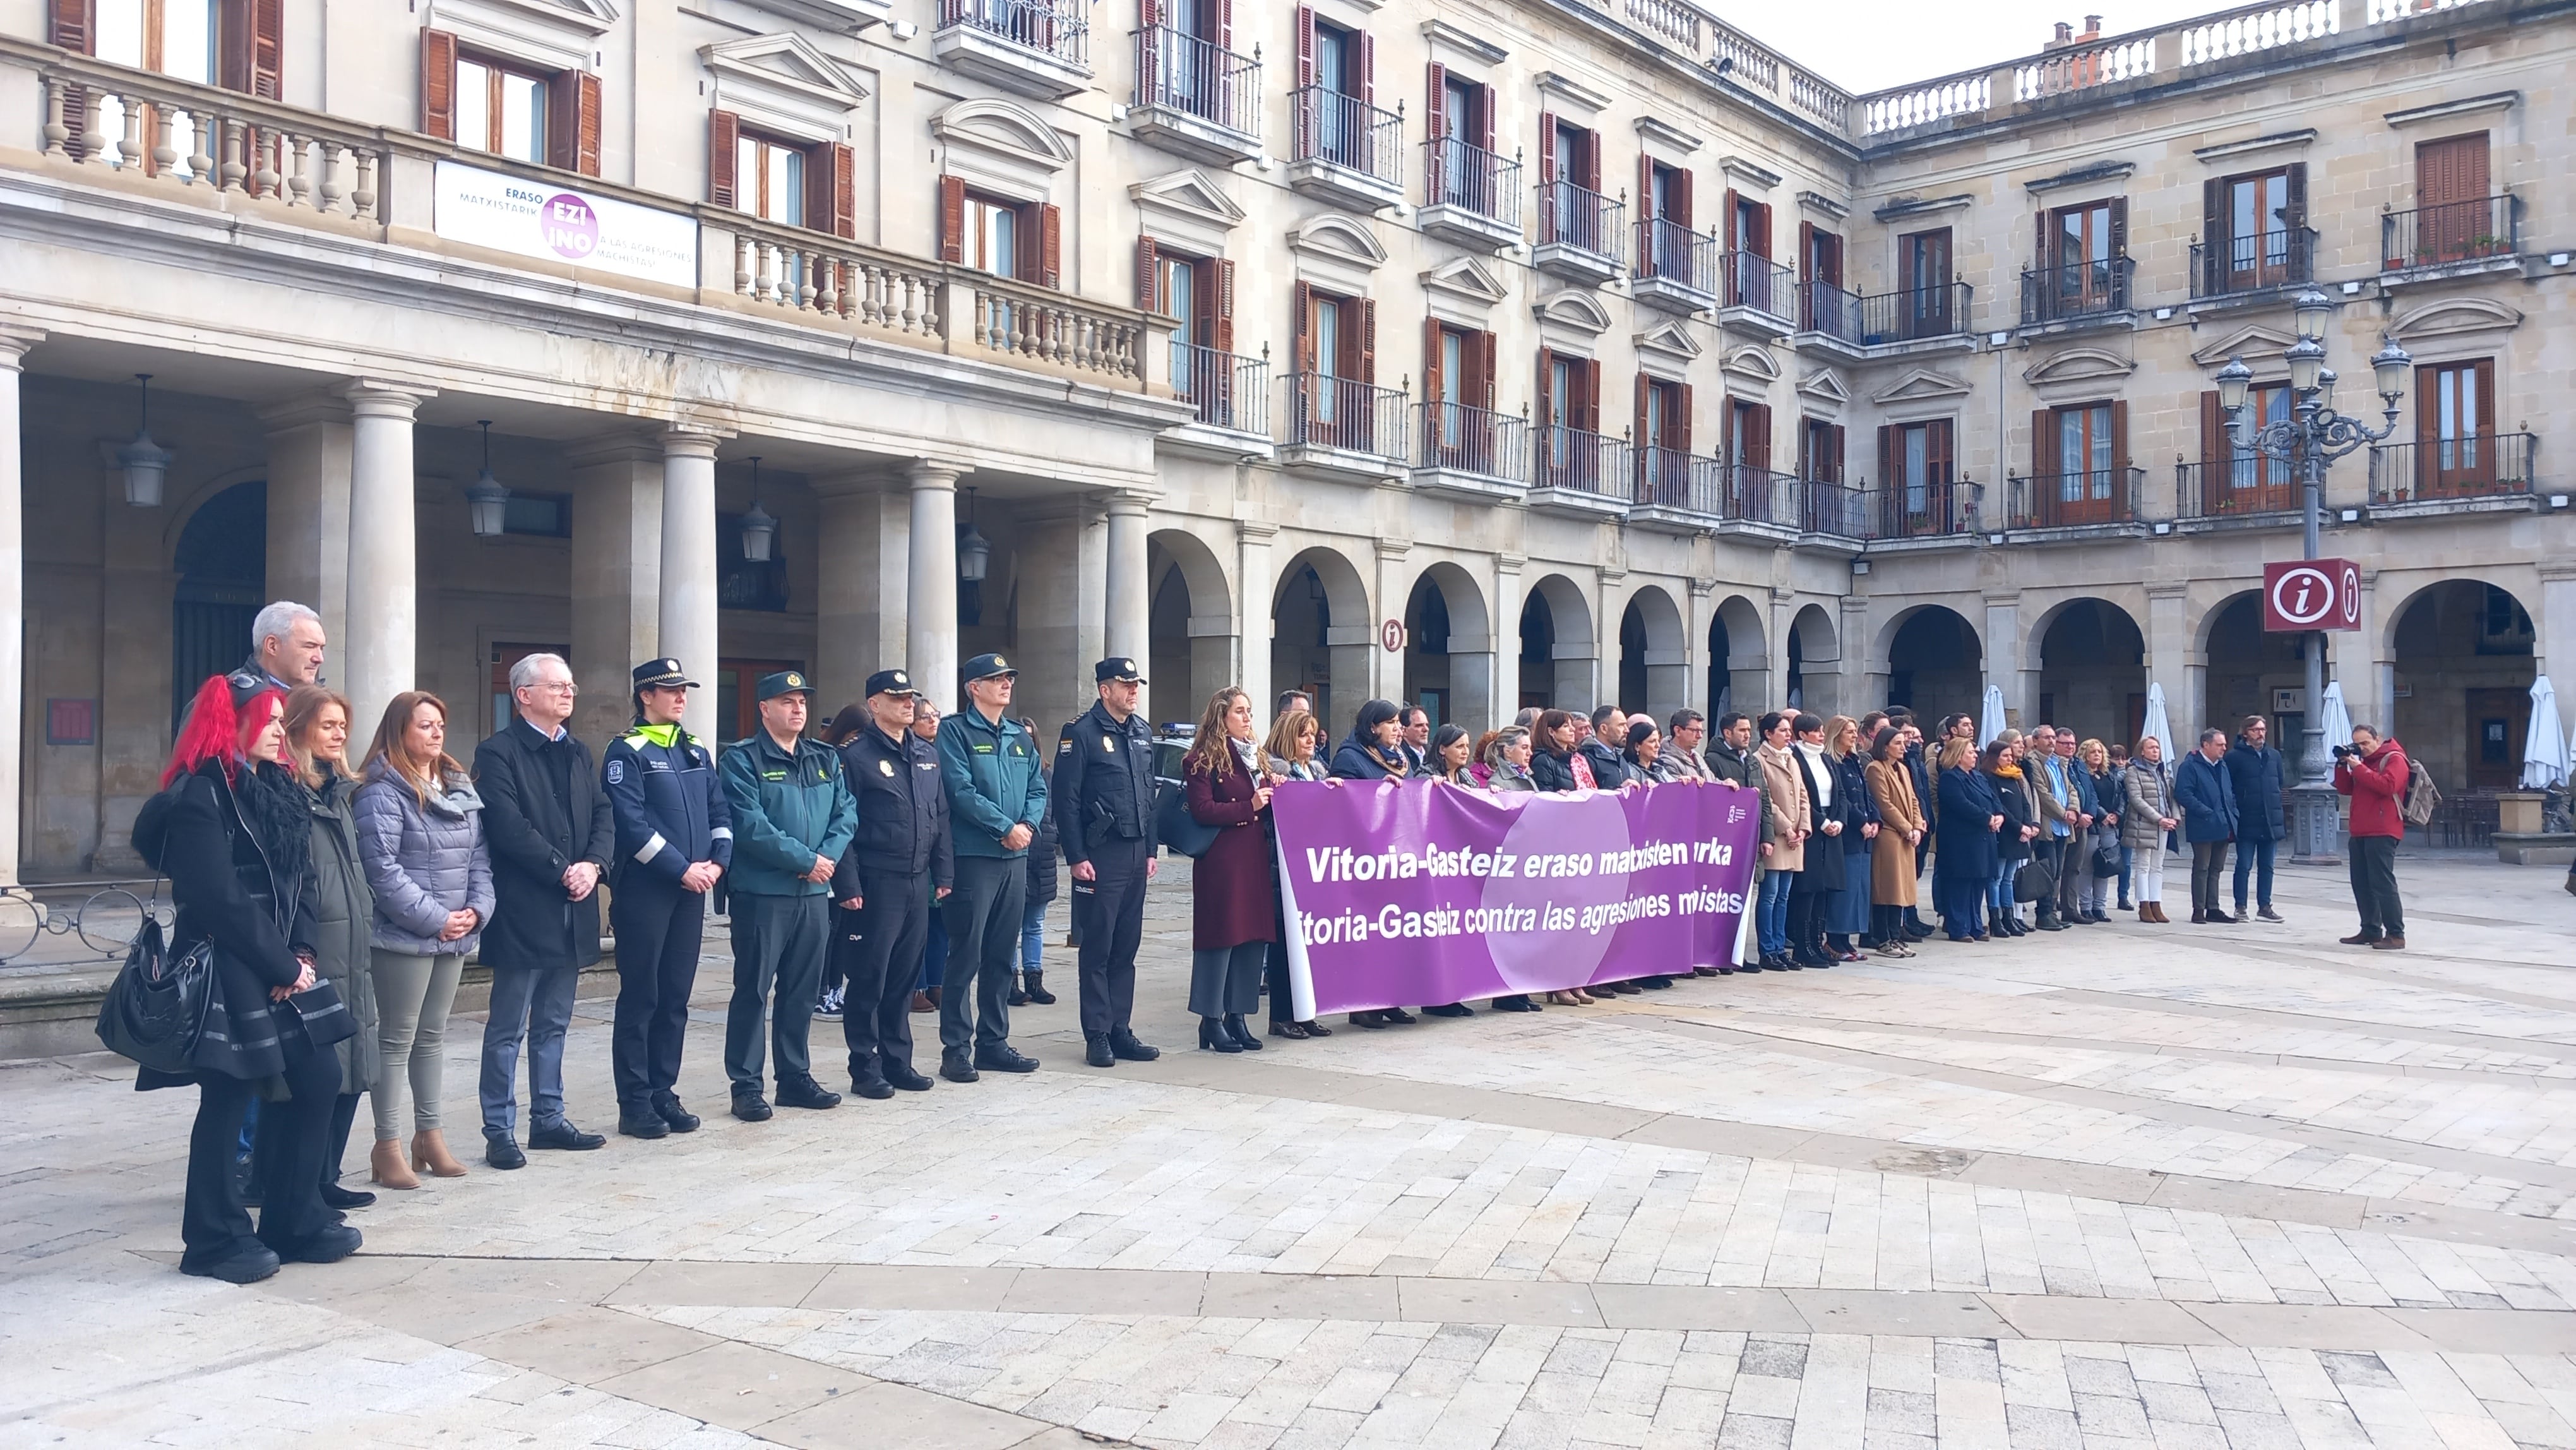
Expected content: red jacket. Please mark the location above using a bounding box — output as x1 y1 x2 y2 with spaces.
2334 739 2409 839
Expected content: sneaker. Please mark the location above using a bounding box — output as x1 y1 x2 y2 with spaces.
2258 907 2283 923
814 986 845 1021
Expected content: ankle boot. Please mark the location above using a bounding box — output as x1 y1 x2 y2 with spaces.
410 1129 468 1178
1224 1014 1262 1050
369 1139 420 1190
1197 1016 1241 1053
1022 971 1057 1005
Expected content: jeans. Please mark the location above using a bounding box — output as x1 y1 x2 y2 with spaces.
1756 869 1796 957
1989 860 2016 919
2349 834 2405 938
2190 840 2231 915
480 964 580 1139
2116 844 2133 906
2233 836 2277 913
1020 897 1048 976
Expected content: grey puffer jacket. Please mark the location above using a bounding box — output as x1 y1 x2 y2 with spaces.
355 759 496 957
307 768 379 1094
2121 759 2174 852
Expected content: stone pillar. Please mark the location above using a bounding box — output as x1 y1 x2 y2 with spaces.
1015 503 1089 738
1102 493 1152 708
906 461 963 712
1983 592 2024 732
813 472 910 702
565 439 664 746
341 380 432 742
0 328 36 887
1597 568 1627 714
2539 562 2576 749
1493 554 1524 724
1375 539 1412 706
1839 594 1874 720
657 428 724 716
1686 580 1715 721
258 397 354 651
1237 521 1275 723
1768 587 1796 712
2144 582 2191 756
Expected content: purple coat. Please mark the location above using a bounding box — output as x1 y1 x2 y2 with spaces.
1186 752 1278 950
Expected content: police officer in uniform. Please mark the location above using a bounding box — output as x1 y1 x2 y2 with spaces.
718 671 857 1121
1056 657 1162 1069
936 653 1049 1081
602 659 734 1139
832 669 952 1098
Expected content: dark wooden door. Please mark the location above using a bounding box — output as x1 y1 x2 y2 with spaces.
2467 686 2528 791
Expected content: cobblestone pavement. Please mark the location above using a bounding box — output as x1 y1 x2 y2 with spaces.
9 853 2576 1447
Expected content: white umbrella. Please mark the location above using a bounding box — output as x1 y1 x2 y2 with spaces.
2140 683 2173 769
1980 681 2008 744
2522 676 2570 789
2318 681 2352 764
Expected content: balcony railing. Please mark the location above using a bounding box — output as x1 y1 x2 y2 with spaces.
1720 465 1803 527
1636 447 1722 513
1635 217 1719 294
1799 479 1866 537
2381 195 2519 272
1285 373 1408 461
1414 400 1529 482
1173 342 1268 434
1422 137 1522 225
2190 227 2318 299
1861 481 1984 539
36 51 386 218
2009 467 2145 528
2175 458 2300 520
1133 27 1261 139
1291 87 1402 182
938 0 1090 66
1534 426 1633 495
2368 433 2539 505
1722 251 1796 318
2020 256 2136 325
1539 180 1623 258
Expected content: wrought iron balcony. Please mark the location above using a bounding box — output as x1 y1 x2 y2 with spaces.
1284 372 1408 464
2018 255 2135 326
1719 251 1796 335
2368 433 2538 505
2008 467 2145 529
2174 458 2299 521
1635 447 1724 516
1799 479 1866 537
1719 465 1803 528
1534 180 1623 283
1798 282 1976 347
1287 87 1403 210
934 0 1091 96
1859 481 1983 539
1632 217 1719 311
1130 28 1261 162
1172 342 1268 436
1419 137 1522 250
1413 401 1530 490
2381 194 2519 273
1533 426 1634 498
2189 227 2317 300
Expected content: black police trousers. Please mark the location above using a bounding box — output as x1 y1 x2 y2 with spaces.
837 868 931 1086
1072 836 1150 1038
611 876 705 1111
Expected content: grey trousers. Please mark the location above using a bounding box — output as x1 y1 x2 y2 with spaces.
724 892 830 1095
1188 942 1267 1017
939 856 1024 1055
480 964 580 1140
371 949 465 1141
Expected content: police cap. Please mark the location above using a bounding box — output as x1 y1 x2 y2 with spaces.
756 669 812 702
631 657 698 690
1095 657 1146 684
866 668 918 698
962 652 1017 683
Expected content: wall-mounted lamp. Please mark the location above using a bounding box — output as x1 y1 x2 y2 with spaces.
466 421 510 538
739 457 777 562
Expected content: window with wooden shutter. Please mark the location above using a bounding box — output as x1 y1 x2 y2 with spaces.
826 141 854 237
1135 236 1161 312
1207 258 1235 352
51 0 96 52
1294 4 1315 85
452 49 552 163
217 0 282 99
2415 132 2491 264
1036 202 1063 289
547 70 602 176
1357 29 1374 104
2417 358 2497 494
1353 297 1377 384
938 174 967 263
421 28 459 141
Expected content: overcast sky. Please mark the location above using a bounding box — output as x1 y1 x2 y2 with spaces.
1720 1 2229 93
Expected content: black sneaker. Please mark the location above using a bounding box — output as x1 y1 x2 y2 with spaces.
2258 907 2284 923
731 1094 774 1122
885 1065 935 1093
618 1110 671 1139
1108 1030 1160 1062
847 1077 895 1101
777 1080 842 1111
941 1054 981 1084
1086 1034 1116 1067
263 1225 363 1265
181 1240 280 1285
529 1120 606 1151
654 1097 701 1133
486 1136 528 1170
975 1044 1040 1074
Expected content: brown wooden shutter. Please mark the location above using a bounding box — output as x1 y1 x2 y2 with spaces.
2111 399 2130 476
2201 176 2226 293
1034 202 1063 288
1356 297 1377 383
1676 384 1692 452
1422 318 1445 400
1139 0 1162 95
2472 359 2496 435
420 28 459 141
1796 219 1813 281
2417 132 2488 207
1578 128 1599 190
1580 359 1602 433
1425 62 1446 137
1537 111 1558 185
576 73 604 176
710 110 741 207
1929 418 1953 482
2030 408 2056 477
220 0 283 98
1213 258 1236 352
1635 372 1650 449
1827 424 1846 483
938 174 966 263
1724 188 1739 253
1358 30 1374 104
1214 0 1232 51
827 140 854 236
2199 390 2226 470
50 0 95 51
2109 197 2128 261
1671 167 1691 229
1294 6 1315 86
2284 162 2306 236
1752 202 1772 258
1534 349 1553 429
1135 236 1160 312
1878 424 1897 489
547 71 583 172
1636 156 1655 269
1744 402 1769 470
1473 328 1493 407
1292 280 1316 373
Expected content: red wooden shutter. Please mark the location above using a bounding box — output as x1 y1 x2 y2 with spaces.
1139 0 1162 97
1294 6 1316 86
828 140 854 236
1677 384 1693 452
1796 219 1813 281
1671 167 1691 229
1744 404 1770 470
1537 111 1558 186
1752 202 1772 258
2418 132 2488 207
938 174 966 263
1035 202 1063 288
576 73 604 176
1827 424 1846 482
1357 30 1374 104
1292 281 1316 372
2472 358 2496 434
1930 419 1954 482
1425 62 1446 136
2030 408 2055 476
1422 318 1445 400
1535 349 1553 428
1356 297 1377 383
2199 390 2226 470
220 0 283 98
1476 83 1494 150
1135 236 1160 311
1635 156 1655 269
1579 359 1602 432
1215 0 1232 51
420 29 459 141
1723 188 1739 252
50 0 95 51
2111 399 2130 476
1634 372 1650 448
1213 258 1236 352
1476 327 1494 409
709 110 741 207
1878 425 1897 489
1578 129 1599 190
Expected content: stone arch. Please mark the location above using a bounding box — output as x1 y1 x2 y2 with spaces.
1710 593 1768 719
2028 595 2148 749
1878 602 1983 731
1788 602 1840 714
1517 572 1596 712
1402 559 1494 734
2198 587 2291 749
1146 525 1235 728
2384 577 2536 793
1271 543 1371 735
1617 584 1688 723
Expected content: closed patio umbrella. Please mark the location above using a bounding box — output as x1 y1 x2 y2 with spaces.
2318 681 2352 765
1980 681 2008 745
2140 683 2174 769
2522 676 2570 790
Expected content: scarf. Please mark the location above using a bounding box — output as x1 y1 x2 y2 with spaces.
1230 735 1263 779
1992 762 2023 781
234 760 314 904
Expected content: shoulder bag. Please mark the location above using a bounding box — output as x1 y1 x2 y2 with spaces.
1155 778 1222 859
95 912 221 1076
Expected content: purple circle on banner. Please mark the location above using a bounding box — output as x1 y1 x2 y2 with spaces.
1481 791 1633 990
541 193 600 261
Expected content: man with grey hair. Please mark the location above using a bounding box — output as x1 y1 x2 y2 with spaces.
237 601 326 692
472 651 616 1167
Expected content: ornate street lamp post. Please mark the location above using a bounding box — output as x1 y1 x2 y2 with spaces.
2211 289 2412 864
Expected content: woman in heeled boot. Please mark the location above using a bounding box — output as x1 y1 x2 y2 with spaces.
283 687 381 1209
2123 736 2179 924
354 692 494 1185
1184 688 1278 1055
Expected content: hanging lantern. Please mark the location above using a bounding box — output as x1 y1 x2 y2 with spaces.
466 420 510 538
957 486 991 582
119 373 171 507
739 457 777 562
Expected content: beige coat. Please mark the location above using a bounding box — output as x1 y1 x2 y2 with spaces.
1754 741 1811 873
1864 758 1923 907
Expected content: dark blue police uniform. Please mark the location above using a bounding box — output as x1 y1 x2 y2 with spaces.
1055 658 1161 1067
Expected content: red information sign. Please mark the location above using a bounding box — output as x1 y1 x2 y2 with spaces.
2263 558 2361 632
1380 619 1407 653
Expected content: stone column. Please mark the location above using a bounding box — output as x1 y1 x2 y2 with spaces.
1982 591 2024 731
1237 521 1275 723
657 428 724 712
258 397 354 650
1104 491 1152 671
813 472 910 701
1493 554 1524 725
566 438 664 745
1768 586 1796 712
2144 582 2191 756
907 460 963 712
1687 579 1715 721
341 380 432 742
0 328 37 887
1839 594 1874 720
2539 562 2576 749
1597 568 1627 713
1375 539 1412 706
2343 568 2384 741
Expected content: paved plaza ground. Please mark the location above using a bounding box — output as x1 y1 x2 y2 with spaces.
8 852 2576 1448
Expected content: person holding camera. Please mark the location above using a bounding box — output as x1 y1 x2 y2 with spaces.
2333 725 2409 950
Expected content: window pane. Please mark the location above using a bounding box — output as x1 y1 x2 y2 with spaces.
1315 304 1339 377
1440 333 1462 403
989 205 1017 277
737 136 758 212
98 0 143 64
773 148 802 223
1165 260 1193 328
501 73 542 162
164 0 215 82
457 59 494 153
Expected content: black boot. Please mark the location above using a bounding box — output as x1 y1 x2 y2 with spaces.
1198 1017 1242 1053
1022 971 1058 1005
1224 1014 1263 1050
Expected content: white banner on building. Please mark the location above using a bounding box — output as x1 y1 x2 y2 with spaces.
432 162 698 289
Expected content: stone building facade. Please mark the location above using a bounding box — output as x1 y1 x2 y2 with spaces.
0 0 2567 880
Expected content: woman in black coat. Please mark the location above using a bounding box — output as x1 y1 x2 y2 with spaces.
1529 709 1585 791
1329 700 1413 781
132 678 359 1284
1933 738 2002 941
1984 739 2040 936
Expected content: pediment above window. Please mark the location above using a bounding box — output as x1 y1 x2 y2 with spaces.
2189 323 2296 368
427 0 616 75
2022 345 2135 387
1870 366 1972 405
1531 289 1613 335
1719 344 1780 383
1796 367 1850 409
1287 213 1387 269
1634 321 1700 362
2388 295 2522 342
1131 169 1246 230
733 0 893 33
705 33 870 143
932 97 1075 172
1421 256 1508 306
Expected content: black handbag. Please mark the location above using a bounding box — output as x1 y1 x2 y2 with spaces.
2013 857 2056 903
95 914 219 1076
2090 839 2121 878
278 976 357 1052
1155 779 1222 859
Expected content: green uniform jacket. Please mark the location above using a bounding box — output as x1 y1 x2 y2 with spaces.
938 708 1049 858
718 731 858 897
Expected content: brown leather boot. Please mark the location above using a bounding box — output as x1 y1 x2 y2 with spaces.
369 1138 420 1190
410 1129 468 1178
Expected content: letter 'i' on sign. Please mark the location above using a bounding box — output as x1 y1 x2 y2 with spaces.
1380 619 1407 652
2262 557 2361 632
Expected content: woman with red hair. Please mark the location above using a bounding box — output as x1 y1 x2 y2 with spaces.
131 675 359 1283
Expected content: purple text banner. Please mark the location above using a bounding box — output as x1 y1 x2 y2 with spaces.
1272 780 1760 1017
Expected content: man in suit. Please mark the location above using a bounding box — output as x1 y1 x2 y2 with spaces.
2174 727 2241 924
472 652 614 1169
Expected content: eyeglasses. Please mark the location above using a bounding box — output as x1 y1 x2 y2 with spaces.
527 681 578 696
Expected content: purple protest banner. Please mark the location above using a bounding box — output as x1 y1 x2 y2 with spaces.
1271 780 1761 1017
